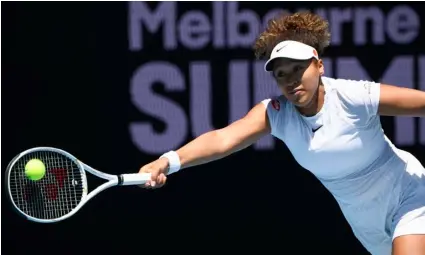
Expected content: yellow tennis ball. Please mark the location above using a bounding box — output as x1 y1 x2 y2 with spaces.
25 159 46 181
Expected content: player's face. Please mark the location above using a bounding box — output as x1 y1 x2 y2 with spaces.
272 58 324 107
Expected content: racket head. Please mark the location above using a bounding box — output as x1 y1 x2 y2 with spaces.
5 147 88 223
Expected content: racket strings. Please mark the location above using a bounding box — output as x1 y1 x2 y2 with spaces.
9 151 84 220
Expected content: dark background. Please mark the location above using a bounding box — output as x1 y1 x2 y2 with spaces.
2 2 424 254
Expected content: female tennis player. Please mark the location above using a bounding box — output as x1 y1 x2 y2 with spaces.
138 12 425 255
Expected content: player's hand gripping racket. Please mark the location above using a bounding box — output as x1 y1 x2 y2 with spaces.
5 147 151 223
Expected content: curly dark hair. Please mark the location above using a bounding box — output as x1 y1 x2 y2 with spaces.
253 11 331 60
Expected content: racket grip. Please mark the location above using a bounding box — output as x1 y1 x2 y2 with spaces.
119 173 152 186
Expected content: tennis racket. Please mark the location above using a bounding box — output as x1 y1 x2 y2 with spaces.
5 147 151 223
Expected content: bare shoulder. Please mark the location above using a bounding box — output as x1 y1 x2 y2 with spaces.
215 100 272 147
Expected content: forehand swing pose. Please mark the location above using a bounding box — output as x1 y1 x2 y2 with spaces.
138 12 425 255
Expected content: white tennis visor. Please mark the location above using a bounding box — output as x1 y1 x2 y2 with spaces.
264 40 319 72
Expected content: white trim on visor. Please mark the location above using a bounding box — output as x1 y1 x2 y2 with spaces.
264 40 319 72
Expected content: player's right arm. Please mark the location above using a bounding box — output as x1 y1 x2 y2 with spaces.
138 102 272 188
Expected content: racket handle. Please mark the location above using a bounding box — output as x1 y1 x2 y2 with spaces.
119 173 152 186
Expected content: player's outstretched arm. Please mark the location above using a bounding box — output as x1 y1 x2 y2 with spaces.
138 102 271 188
378 83 425 117
177 102 271 169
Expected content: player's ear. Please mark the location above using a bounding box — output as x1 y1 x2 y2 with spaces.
316 59 324 76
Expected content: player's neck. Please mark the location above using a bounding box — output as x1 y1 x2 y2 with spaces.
297 80 325 117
